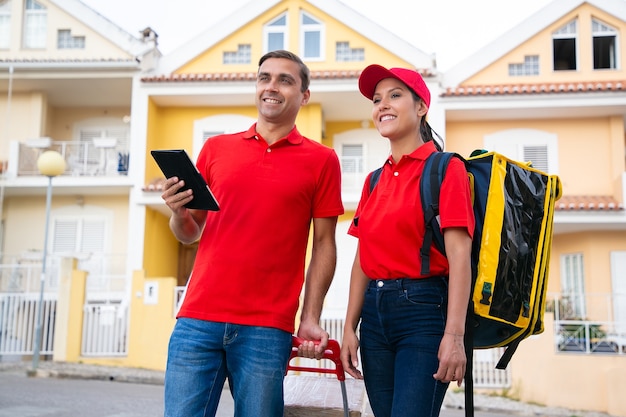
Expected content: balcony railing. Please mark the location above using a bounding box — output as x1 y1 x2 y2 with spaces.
6 138 129 178
549 293 626 355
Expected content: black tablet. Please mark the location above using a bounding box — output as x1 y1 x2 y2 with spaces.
150 149 220 211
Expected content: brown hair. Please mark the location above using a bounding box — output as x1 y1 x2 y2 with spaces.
258 50 311 93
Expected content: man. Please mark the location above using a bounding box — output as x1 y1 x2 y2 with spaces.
161 50 344 417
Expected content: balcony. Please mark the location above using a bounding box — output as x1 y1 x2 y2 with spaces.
0 138 133 196
549 293 626 355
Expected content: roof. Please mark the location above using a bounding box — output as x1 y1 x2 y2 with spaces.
51 0 157 58
153 0 434 75
441 80 626 98
442 0 626 88
556 196 624 211
140 68 437 83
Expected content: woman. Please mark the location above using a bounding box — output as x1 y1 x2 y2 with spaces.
340 65 475 417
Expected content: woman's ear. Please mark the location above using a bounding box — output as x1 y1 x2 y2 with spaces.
417 100 429 117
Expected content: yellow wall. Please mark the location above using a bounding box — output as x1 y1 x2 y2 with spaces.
464 4 626 85
3 195 129 257
445 117 623 196
509 313 626 416
143 207 179 278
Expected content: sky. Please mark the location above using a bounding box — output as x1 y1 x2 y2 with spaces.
80 0 552 71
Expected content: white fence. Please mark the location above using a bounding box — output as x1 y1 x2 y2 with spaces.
81 301 128 356
0 293 56 356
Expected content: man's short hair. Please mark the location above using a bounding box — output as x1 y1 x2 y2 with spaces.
258 50 310 93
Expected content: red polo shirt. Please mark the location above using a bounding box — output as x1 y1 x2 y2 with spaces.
348 141 474 279
178 124 344 333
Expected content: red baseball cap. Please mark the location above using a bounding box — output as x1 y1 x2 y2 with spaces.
358 64 431 108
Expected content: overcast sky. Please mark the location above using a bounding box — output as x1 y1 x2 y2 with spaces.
80 0 551 71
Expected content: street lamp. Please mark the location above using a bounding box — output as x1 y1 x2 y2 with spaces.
30 150 66 375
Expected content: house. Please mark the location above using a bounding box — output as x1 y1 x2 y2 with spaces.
0 0 624 415
440 0 626 414
0 0 156 354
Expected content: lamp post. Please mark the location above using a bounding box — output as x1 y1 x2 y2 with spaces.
30 150 66 375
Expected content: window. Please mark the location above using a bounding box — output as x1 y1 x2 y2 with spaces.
560 253 586 320
0 0 11 49
484 128 558 174
57 29 85 49
300 11 323 60
552 20 577 71
192 115 256 160
223 44 251 64
592 19 617 70
336 41 364 62
341 144 363 174
52 210 112 289
508 55 539 76
610 252 626 334
264 14 287 53
23 0 46 49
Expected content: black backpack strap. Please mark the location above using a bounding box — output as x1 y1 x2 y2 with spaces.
369 166 383 193
419 152 455 275
464 300 475 417
354 166 384 227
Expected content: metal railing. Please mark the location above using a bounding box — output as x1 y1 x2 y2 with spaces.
11 139 129 177
0 293 56 356
81 301 128 356
550 293 626 355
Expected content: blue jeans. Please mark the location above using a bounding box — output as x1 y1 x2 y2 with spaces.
164 318 292 417
360 278 450 417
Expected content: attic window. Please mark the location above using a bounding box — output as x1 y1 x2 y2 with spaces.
264 13 287 53
508 55 539 76
57 29 85 49
223 44 251 64
300 11 324 60
336 42 364 62
552 19 577 71
0 0 10 49
23 0 46 49
592 19 617 70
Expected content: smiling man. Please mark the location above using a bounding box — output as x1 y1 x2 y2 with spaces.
159 50 344 417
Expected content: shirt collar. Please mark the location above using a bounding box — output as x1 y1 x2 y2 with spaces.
243 123 304 145
384 140 437 166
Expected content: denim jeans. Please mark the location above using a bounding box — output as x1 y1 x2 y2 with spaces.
164 318 292 417
360 278 450 417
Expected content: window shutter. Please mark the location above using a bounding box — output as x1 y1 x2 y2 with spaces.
523 145 548 172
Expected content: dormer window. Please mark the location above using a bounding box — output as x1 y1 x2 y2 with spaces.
0 0 10 49
264 13 287 53
223 44 251 64
592 19 617 70
300 11 324 60
23 0 46 49
57 29 85 49
553 19 577 71
508 55 539 76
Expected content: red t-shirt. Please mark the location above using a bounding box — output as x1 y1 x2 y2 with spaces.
348 141 474 279
178 124 344 333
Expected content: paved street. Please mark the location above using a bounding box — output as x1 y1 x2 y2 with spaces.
0 368 513 417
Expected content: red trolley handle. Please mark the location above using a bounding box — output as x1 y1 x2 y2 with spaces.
287 336 346 381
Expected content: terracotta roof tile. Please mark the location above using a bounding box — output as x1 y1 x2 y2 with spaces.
140 69 435 83
141 70 363 83
442 80 626 97
556 196 624 211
